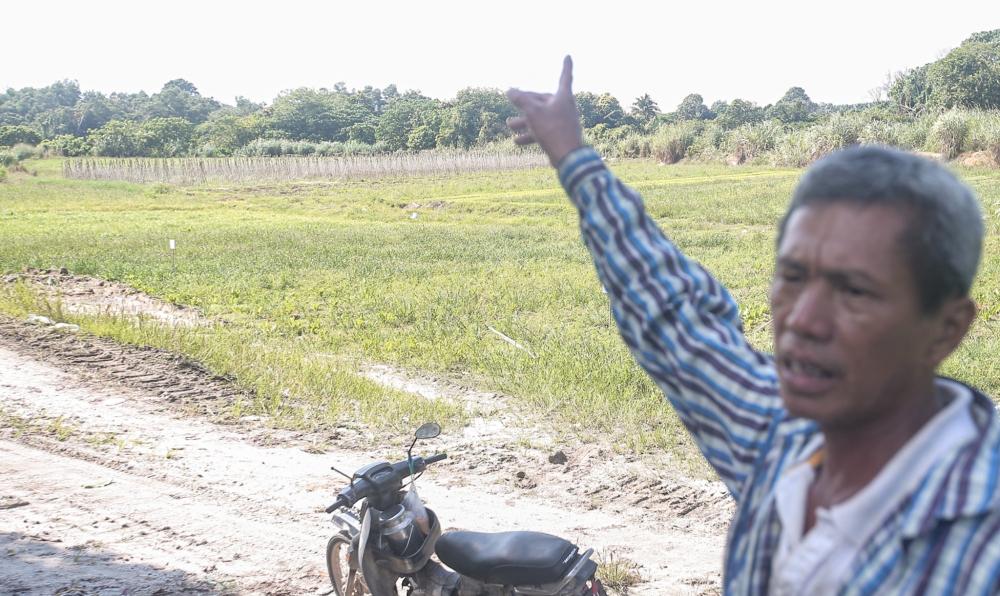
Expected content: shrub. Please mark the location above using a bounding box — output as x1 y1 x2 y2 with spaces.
0 166 7 183
967 111 1000 164
732 121 781 164
931 110 970 158
772 129 815 167
685 124 730 163
810 113 865 155
0 125 41 147
43 134 93 157
316 141 346 156
90 120 141 157
194 143 221 157
651 122 700 163
137 117 195 157
0 151 17 167
238 138 284 156
895 115 936 150
11 144 42 161
407 125 437 151
859 120 900 147
292 140 316 155
615 132 652 158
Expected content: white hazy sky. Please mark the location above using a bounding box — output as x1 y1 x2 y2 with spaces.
3 1 998 110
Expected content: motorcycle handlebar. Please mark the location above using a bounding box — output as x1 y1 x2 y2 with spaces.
326 494 352 514
325 453 448 513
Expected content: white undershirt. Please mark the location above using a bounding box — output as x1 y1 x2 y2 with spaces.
768 379 978 596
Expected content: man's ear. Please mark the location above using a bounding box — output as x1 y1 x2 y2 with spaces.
926 296 977 368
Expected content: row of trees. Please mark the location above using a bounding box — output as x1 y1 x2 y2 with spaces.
0 81 852 158
2 29 996 158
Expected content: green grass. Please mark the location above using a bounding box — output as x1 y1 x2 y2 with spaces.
3 158 1000 472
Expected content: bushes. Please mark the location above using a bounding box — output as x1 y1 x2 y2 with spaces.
614 133 653 158
4 103 999 167
967 112 1000 164
43 134 93 157
11 144 42 161
90 120 141 157
651 122 701 163
0 166 7 183
0 125 42 148
732 121 781 164
137 118 194 157
860 120 900 147
810 113 865 154
0 145 40 166
236 138 388 157
686 124 728 162
931 111 970 158
895 115 936 151
771 129 815 167
579 108 1000 168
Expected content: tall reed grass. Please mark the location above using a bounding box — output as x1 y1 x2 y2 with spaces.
63 149 549 185
601 109 1000 167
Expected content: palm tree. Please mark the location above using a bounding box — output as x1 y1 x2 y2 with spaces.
631 94 660 121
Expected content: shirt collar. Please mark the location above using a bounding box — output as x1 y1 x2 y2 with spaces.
899 381 1000 539
827 379 978 545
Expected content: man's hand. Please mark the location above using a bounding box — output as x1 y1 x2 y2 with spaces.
507 56 585 167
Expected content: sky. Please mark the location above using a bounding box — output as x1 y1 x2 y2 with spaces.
3 0 998 111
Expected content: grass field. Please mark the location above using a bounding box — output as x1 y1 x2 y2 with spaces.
3 158 1000 473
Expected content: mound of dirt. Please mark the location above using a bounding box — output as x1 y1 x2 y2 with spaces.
3 268 207 327
959 151 999 168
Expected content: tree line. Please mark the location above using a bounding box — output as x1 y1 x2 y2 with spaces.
1 29 997 158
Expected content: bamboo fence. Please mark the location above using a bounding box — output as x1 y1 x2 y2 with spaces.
62 151 549 185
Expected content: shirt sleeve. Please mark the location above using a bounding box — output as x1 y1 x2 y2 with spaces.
558 146 784 498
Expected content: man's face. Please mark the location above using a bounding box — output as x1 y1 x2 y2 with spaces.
770 202 940 428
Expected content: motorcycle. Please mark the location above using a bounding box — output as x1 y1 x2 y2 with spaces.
324 423 607 596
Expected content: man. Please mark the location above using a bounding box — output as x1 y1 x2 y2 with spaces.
507 57 1000 595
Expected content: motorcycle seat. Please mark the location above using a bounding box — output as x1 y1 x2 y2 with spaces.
435 531 578 586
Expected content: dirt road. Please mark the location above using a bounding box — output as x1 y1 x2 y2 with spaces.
0 316 729 595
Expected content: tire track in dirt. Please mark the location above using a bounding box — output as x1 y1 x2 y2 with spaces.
0 315 239 419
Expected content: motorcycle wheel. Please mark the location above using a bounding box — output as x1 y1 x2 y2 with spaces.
326 533 369 596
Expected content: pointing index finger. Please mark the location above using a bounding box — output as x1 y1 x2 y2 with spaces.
557 55 573 97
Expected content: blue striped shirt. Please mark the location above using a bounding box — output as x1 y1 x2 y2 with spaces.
558 147 1000 595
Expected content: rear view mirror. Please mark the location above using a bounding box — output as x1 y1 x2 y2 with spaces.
415 422 441 440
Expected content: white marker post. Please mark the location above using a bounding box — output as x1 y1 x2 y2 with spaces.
169 239 176 269
603 285 611 327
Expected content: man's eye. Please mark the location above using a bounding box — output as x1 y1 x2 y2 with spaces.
843 285 868 297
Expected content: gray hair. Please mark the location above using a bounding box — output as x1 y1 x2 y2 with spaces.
777 145 983 312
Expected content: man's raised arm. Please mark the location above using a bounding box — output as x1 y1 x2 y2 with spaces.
508 58 784 497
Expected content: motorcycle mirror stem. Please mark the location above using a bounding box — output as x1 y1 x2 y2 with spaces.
408 422 441 476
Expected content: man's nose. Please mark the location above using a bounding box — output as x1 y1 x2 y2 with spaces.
785 282 834 341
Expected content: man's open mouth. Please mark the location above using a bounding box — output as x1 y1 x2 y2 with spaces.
784 357 834 378
780 354 838 395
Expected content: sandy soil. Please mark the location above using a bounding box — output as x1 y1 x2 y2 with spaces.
0 286 731 595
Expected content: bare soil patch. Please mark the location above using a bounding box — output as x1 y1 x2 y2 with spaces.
0 313 730 595
4 268 207 327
